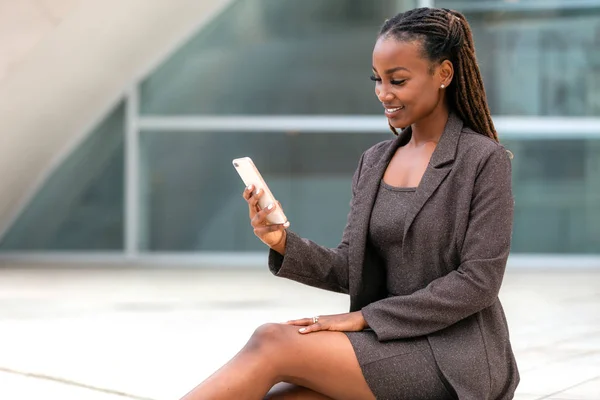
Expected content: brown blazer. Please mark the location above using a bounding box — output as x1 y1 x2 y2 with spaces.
269 113 519 399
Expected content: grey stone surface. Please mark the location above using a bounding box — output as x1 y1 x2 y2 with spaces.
0 267 598 399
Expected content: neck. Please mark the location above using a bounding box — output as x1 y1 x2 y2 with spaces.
409 105 450 147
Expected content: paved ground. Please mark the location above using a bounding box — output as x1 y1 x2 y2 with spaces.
0 266 598 399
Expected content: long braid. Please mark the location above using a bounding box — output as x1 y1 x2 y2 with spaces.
380 8 498 142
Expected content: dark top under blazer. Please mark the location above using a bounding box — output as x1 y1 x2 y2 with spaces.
269 113 519 400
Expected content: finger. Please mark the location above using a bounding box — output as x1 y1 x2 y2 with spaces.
251 201 276 227
298 323 323 334
247 189 264 217
275 202 290 228
242 184 254 200
248 188 263 208
253 224 286 236
285 318 313 326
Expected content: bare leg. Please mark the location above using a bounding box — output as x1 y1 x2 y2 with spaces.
179 323 375 400
264 383 334 399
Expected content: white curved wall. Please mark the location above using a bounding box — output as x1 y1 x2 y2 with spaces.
0 0 81 83
0 0 232 237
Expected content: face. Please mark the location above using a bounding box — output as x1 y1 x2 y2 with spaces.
371 36 451 128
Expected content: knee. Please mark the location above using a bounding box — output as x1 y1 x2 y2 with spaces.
246 323 288 355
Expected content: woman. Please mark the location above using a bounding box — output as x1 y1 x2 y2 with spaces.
182 7 519 400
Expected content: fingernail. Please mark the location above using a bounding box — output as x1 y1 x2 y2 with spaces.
267 203 274 210
283 221 290 228
255 189 261 195
299 328 306 333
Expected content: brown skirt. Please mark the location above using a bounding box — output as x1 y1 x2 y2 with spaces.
344 330 456 400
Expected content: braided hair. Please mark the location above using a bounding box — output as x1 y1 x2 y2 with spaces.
380 8 498 142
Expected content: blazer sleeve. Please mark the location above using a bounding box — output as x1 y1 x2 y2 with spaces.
361 147 514 341
267 152 366 294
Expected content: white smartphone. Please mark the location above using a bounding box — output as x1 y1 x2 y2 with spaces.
232 157 288 225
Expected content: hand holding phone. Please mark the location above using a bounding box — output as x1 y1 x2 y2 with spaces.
234 157 289 253
233 157 288 225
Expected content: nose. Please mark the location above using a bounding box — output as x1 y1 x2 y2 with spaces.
376 85 394 103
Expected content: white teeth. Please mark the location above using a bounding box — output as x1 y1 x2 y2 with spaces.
386 106 403 113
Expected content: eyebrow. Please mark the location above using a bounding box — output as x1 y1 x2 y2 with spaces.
372 66 411 74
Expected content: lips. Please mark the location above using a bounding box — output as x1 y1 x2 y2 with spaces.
383 105 405 117
385 106 403 113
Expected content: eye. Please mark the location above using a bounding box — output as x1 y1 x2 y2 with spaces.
370 75 381 82
391 79 407 86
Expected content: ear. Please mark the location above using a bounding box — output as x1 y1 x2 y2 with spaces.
438 59 454 87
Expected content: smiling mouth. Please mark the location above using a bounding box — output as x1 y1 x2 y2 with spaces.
385 106 405 114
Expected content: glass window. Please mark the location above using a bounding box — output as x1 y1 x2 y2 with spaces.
5 0 598 257
139 130 390 251
505 137 600 254
140 0 418 116
0 102 125 251
140 133 600 254
438 0 600 116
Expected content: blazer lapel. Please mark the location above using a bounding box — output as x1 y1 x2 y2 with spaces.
348 113 463 296
403 113 463 236
348 133 405 294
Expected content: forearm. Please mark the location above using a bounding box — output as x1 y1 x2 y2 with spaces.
361 257 505 341
269 151 365 294
268 230 350 294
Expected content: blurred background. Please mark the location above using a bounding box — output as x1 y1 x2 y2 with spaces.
0 0 598 399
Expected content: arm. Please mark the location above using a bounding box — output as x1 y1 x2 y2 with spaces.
267 152 366 294
361 147 514 341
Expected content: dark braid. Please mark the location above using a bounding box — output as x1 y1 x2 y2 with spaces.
380 8 498 142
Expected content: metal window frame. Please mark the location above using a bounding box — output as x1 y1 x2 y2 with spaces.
435 0 600 13
125 86 141 258
137 115 600 139
116 112 600 266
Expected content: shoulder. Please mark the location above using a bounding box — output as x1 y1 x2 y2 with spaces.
458 127 504 157
457 127 512 172
361 138 394 168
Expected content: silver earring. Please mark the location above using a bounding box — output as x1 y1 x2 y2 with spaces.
441 84 445 89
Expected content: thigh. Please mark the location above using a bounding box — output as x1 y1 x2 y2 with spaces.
253 324 375 400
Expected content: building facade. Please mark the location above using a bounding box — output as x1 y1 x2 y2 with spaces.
1 0 599 267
